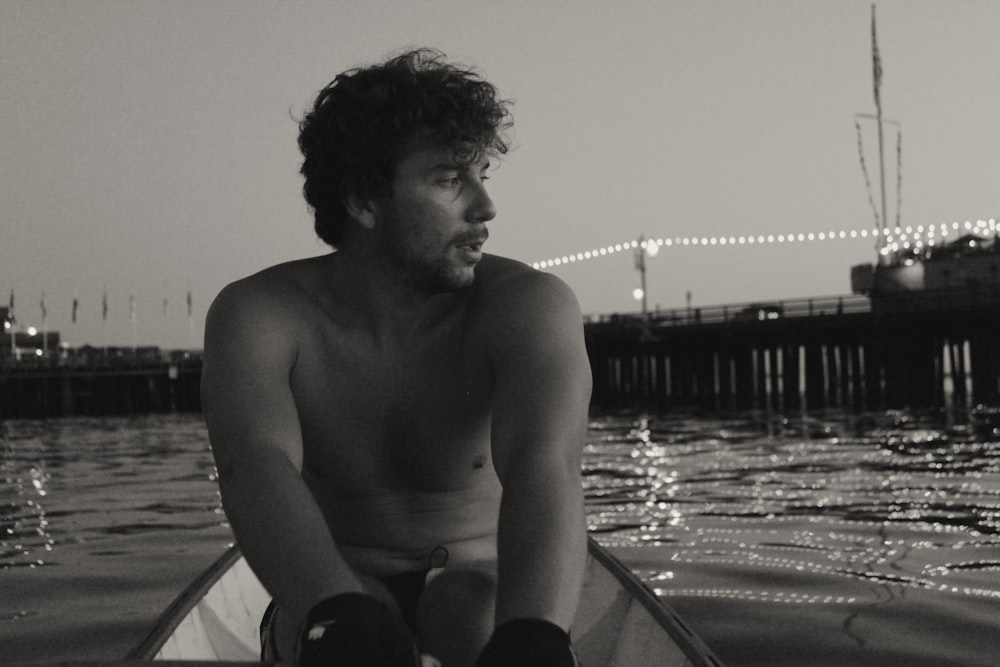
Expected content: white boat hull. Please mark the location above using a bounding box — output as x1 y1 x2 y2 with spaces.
132 538 721 666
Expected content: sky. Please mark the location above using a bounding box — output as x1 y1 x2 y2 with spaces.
3 0 998 350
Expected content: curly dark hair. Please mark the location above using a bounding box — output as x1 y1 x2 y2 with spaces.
297 48 513 248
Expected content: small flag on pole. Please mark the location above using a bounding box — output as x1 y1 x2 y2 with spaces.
40 291 48 355
72 295 79 323
102 289 108 321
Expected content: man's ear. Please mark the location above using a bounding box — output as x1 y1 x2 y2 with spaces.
343 189 378 230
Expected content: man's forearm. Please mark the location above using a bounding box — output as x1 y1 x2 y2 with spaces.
494 463 587 630
218 448 363 622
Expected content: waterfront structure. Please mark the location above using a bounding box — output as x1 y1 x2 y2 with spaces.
2 305 61 363
0 349 202 418
585 291 1000 415
6 287 997 419
852 232 1000 303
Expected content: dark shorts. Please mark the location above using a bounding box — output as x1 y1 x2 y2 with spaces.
260 547 449 661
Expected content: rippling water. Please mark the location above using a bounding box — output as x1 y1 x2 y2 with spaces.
584 412 1000 666
3 412 1000 664
1 415 231 662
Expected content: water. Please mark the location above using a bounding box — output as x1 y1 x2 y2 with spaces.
3 412 1000 665
1 415 231 661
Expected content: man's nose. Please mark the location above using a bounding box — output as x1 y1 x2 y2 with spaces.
468 184 496 223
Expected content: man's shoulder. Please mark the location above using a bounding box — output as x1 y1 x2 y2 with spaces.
474 255 583 329
214 256 327 307
473 257 590 392
477 254 575 302
206 256 331 336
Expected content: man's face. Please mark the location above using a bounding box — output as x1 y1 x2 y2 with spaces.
373 141 497 293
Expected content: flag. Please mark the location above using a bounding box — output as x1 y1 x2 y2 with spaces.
102 289 108 321
40 291 47 322
871 4 882 110
129 292 136 323
186 289 192 318
72 296 79 323
7 289 14 323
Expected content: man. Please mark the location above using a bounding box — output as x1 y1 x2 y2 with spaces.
202 49 592 667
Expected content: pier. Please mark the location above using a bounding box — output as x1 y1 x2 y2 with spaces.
3 291 1000 419
586 291 1000 414
1 354 202 419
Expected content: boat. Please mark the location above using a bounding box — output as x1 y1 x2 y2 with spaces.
130 537 722 666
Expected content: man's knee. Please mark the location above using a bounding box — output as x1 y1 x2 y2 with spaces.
418 569 496 665
419 568 496 627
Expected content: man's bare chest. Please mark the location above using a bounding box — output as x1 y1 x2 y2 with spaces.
289 330 495 493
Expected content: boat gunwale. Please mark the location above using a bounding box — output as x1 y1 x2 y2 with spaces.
130 538 722 666
586 543 722 666
127 546 245 660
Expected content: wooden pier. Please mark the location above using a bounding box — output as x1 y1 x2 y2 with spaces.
0 358 202 418
586 292 1000 414
3 291 1000 419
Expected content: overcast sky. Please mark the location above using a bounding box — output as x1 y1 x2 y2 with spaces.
3 0 998 349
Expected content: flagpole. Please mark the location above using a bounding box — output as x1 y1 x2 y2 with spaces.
102 287 108 360
187 287 194 350
130 291 137 357
872 3 889 264
41 290 47 358
71 290 79 358
8 289 15 362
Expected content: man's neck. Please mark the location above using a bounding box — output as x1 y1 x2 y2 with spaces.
321 249 469 344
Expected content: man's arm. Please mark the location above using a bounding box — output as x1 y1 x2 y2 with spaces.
201 280 364 623
488 271 592 631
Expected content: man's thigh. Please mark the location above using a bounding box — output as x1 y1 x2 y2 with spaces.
417 563 497 667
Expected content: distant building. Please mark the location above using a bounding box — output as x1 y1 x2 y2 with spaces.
2 306 62 362
852 234 1000 295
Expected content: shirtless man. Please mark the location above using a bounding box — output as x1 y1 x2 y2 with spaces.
201 49 591 667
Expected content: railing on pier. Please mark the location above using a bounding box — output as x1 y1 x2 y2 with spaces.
585 294 870 329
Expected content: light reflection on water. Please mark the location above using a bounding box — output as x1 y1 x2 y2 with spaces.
1 417 228 572
3 412 1000 664
583 412 1000 665
2 415 233 662
1 425 54 569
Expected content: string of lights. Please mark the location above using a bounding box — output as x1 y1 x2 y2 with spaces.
530 217 998 270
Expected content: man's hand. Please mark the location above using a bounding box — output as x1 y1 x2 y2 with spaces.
477 619 579 667
296 593 420 667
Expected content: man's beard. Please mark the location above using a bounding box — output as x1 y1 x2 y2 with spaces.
380 213 477 294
